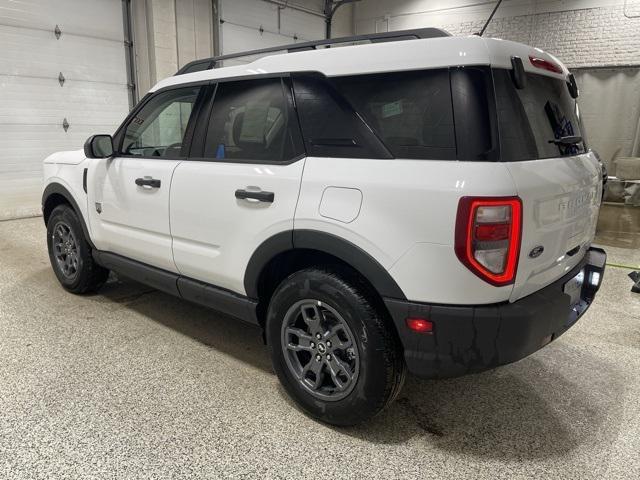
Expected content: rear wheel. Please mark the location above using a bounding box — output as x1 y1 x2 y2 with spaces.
266 268 405 426
46 204 109 293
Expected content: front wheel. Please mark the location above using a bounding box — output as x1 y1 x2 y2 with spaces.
46 204 109 294
266 268 405 426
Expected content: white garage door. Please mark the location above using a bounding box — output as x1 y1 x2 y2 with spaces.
219 0 324 67
0 0 130 220
218 0 353 67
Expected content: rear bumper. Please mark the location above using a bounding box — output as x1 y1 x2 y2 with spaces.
385 246 606 379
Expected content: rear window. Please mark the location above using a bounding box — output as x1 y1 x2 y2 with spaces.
493 69 586 161
332 69 457 160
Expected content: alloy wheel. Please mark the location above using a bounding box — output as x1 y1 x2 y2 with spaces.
52 221 80 280
281 299 360 401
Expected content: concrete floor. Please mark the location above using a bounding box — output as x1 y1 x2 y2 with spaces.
1 217 639 480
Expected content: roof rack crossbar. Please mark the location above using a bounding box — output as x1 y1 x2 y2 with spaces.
175 27 451 75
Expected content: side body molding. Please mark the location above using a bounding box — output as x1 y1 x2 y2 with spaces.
244 229 406 301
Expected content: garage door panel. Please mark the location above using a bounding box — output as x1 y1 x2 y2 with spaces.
0 25 126 84
0 124 117 160
0 123 116 219
222 0 280 31
0 0 124 42
279 8 323 40
221 23 292 55
0 0 128 219
0 76 129 127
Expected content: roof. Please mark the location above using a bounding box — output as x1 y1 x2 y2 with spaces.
150 31 569 93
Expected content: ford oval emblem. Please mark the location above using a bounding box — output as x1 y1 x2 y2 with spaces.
529 246 544 258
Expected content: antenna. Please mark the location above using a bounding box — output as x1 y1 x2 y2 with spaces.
478 0 504 36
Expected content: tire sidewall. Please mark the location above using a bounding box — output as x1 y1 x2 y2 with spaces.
267 269 394 425
47 206 89 291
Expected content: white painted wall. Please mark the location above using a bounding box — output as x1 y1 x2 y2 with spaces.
131 0 215 97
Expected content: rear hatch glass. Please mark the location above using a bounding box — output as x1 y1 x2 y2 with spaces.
493 69 601 301
493 69 587 161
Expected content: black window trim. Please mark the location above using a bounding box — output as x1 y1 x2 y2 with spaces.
187 73 307 166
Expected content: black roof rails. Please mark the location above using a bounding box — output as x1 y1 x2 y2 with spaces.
175 27 451 75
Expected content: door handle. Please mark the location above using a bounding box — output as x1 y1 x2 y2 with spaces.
235 189 274 203
135 177 161 188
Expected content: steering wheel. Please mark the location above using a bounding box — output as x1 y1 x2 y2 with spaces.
151 142 183 157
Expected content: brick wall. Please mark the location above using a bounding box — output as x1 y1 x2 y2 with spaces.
355 1 640 68
441 5 640 68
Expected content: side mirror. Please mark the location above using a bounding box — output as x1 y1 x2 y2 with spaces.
84 134 114 159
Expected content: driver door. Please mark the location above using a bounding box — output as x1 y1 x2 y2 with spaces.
87 85 203 271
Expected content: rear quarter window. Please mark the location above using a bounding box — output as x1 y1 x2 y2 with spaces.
332 69 457 160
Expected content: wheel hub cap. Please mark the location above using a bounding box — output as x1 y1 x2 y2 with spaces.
281 300 360 401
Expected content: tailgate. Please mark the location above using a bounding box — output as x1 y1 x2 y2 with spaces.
508 153 601 301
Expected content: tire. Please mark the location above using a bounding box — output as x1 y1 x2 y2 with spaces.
46 204 109 294
266 267 406 426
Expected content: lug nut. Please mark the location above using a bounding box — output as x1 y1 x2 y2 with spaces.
326 354 331 360
316 333 321 340
310 342 315 348
315 354 322 361
326 341 331 348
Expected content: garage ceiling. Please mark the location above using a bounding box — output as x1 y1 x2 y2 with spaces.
0 0 130 220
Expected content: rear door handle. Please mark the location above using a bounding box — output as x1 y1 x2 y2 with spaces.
235 189 274 203
135 177 161 188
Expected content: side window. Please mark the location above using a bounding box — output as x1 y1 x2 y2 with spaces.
122 86 201 158
203 78 303 162
332 69 456 160
292 73 392 159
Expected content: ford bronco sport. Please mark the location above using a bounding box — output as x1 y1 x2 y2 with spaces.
42 28 606 426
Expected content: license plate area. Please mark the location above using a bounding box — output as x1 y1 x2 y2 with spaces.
563 269 585 307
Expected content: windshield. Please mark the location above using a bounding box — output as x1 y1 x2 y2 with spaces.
493 69 586 161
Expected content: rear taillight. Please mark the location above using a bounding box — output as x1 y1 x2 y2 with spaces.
455 197 522 286
529 55 563 74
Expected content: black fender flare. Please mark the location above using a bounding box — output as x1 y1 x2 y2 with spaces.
244 229 406 301
42 182 95 249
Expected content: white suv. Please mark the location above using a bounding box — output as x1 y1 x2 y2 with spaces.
42 28 606 426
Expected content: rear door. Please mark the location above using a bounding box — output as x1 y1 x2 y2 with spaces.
88 85 202 271
169 77 305 295
492 69 602 301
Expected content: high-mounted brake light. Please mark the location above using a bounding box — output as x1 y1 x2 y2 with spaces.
455 197 522 286
529 55 562 74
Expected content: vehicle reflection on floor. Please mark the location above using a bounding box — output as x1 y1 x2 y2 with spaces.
595 203 640 249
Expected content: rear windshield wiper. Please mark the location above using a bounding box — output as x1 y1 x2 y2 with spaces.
548 135 582 146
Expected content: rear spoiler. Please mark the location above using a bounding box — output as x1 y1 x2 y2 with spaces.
510 55 579 98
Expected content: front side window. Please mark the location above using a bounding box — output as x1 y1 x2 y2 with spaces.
122 86 201 158
203 78 302 162
493 69 586 161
